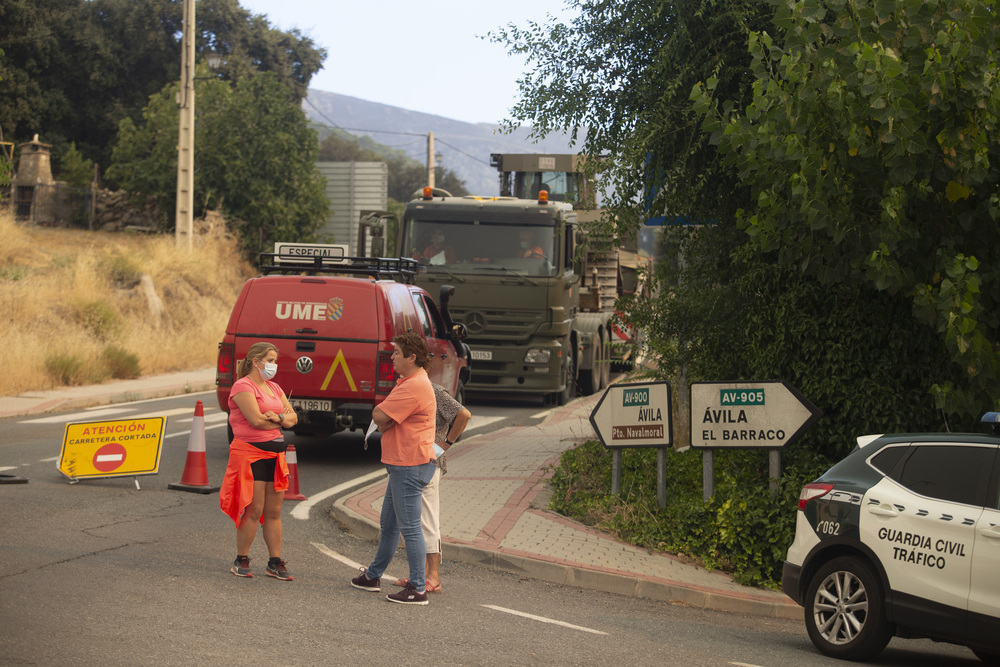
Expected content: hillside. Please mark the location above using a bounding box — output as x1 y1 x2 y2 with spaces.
0 210 253 397
304 89 582 196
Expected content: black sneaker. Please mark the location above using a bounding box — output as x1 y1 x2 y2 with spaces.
266 558 293 581
231 556 252 577
350 567 381 592
386 583 428 605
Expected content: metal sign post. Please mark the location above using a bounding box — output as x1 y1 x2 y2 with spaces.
689 381 821 500
589 381 672 507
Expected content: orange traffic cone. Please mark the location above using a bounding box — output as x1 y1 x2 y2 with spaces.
169 400 220 494
284 444 307 501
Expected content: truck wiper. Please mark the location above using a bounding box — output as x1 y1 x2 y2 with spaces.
475 265 539 286
424 266 466 283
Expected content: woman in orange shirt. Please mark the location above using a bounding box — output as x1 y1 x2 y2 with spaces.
350 332 437 605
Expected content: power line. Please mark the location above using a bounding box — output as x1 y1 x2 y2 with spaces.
304 96 425 138
434 138 493 167
304 96 493 167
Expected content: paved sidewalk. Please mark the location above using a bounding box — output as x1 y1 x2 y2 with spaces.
333 392 801 620
1 368 800 619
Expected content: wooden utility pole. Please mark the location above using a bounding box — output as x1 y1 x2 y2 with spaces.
175 0 195 250
427 132 435 188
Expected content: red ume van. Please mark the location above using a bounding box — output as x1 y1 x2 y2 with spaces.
215 249 470 440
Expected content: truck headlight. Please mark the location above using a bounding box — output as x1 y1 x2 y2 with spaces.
523 348 551 364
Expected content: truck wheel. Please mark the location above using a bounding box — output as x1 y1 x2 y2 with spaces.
804 556 892 661
577 333 602 395
454 380 466 406
555 354 575 405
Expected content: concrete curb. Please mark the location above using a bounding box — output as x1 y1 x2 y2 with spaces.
330 481 801 621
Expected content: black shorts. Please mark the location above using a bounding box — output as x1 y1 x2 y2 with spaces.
248 438 286 481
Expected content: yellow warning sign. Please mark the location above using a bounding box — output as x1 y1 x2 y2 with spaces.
58 417 166 480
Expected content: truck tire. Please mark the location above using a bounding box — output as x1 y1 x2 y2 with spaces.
578 344 600 395
555 354 575 405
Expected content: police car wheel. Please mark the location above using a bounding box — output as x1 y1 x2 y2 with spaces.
804 556 892 661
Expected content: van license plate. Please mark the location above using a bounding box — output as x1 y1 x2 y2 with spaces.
471 350 492 361
291 398 332 412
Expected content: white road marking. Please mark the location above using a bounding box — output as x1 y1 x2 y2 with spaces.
18 390 216 424
311 542 363 569
468 415 505 431
290 469 387 520
311 542 405 584
164 422 227 439
38 456 58 462
729 663 767 667
481 605 608 635
529 408 554 420
0 466 17 473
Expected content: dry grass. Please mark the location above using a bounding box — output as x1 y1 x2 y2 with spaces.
0 208 253 396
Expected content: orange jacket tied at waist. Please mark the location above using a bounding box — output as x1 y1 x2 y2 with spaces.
219 438 289 526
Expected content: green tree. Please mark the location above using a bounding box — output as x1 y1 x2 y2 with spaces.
108 71 329 258
692 0 1000 419
58 143 94 188
492 0 772 231
0 0 326 173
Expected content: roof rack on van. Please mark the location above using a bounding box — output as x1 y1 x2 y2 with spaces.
258 253 419 283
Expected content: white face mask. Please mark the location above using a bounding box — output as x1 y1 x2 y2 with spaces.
258 361 277 380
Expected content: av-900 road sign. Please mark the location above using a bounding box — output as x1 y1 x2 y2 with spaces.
690 381 820 449
589 381 672 449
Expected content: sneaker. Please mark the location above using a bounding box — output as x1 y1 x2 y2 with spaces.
231 556 253 577
386 583 428 605
350 567 381 592
266 558 293 581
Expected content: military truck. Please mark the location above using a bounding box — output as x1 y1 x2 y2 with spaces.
358 155 647 405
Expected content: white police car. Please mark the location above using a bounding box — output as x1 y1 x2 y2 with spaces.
782 413 1000 662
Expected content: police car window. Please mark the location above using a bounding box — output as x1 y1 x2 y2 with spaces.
894 445 993 506
870 445 908 475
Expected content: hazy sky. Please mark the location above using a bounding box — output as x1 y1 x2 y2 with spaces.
235 0 575 125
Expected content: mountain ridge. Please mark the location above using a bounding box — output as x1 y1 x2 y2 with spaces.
304 89 582 196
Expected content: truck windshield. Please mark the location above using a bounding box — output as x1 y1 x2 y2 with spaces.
403 220 558 277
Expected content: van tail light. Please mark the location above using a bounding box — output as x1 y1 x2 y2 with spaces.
798 483 835 511
376 351 397 393
217 342 235 386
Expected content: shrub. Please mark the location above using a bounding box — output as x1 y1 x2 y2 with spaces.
77 300 121 340
102 345 141 379
549 440 832 589
44 353 87 386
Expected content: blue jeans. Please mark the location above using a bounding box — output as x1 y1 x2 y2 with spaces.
366 461 437 591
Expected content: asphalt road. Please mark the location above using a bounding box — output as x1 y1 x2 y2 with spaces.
0 392 982 665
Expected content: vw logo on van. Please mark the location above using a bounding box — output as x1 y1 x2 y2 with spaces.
295 356 314 374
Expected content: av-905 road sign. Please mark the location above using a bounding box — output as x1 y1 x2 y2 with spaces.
690 381 820 449
589 381 672 449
